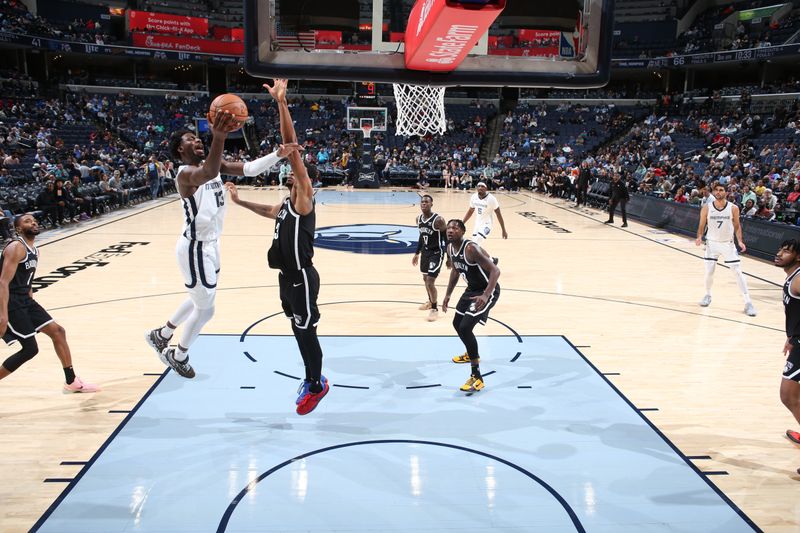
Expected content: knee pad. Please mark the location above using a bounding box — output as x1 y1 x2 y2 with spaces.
2 337 39 372
457 318 477 337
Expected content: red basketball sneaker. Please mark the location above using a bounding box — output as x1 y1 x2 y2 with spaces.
296 377 330 416
787 429 800 445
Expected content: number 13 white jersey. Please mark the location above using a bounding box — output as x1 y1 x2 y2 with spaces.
705 201 734 243
177 167 227 242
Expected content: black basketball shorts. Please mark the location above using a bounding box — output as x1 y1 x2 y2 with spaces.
279 266 321 330
420 250 444 278
455 286 500 326
2 297 53 344
784 345 800 382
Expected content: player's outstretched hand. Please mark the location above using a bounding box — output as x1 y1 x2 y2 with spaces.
224 181 240 204
208 110 240 135
263 79 288 102
277 143 303 158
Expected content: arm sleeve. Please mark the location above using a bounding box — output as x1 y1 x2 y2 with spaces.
242 151 283 177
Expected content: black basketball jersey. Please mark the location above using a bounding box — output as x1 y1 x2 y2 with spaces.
448 239 492 292
417 212 445 253
1 238 38 297
784 267 800 337
268 196 315 272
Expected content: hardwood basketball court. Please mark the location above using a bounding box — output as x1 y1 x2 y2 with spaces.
0 187 796 531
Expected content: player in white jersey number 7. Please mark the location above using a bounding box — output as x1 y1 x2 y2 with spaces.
695 182 756 316
146 107 302 378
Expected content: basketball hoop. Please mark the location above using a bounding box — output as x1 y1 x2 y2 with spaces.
392 83 446 137
360 124 373 139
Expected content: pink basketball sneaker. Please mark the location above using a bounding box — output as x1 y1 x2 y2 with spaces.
63 376 101 393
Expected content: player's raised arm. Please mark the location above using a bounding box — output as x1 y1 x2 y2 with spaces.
265 79 313 216
220 142 303 178
176 111 240 188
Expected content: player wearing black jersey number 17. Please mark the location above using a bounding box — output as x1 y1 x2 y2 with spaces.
442 219 500 393
412 194 448 322
0 214 99 392
226 79 329 416
773 240 800 472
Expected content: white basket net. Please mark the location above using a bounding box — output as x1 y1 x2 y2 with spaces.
392 83 446 137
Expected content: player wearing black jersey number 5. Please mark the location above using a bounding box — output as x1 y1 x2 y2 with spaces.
226 79 329 416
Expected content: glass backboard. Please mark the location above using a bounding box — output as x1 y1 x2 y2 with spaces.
244 0 613 88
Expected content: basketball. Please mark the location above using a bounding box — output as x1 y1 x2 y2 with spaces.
208 93 248 128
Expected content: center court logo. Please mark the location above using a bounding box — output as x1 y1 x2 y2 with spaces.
314 224 419 254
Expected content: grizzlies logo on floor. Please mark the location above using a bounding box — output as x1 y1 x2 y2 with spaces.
314 224 419 254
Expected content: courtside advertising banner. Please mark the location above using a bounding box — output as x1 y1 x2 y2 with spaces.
128 10 208 37
131 33 243 55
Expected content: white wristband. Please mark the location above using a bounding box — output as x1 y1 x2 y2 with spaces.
242 151 282 177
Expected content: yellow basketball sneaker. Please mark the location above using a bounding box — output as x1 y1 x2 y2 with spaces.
452 352 472 363
460 375 484 392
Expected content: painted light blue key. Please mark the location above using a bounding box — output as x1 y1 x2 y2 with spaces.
315 190 420 205
34 335 757 532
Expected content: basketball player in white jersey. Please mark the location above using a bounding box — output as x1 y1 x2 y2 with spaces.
146 109 301 377
695 183 757 316
463 182 508 248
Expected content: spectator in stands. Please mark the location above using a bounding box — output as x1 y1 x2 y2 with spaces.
458 171 473 191
53 178 75 223
70 176 95 219
757 201 775 221
278 159 291 188
743 198 757 217
109 170 129 206
787 183 800 204
3 151 19 166
415 169 430 190
98 173 118 209
143 155 161 200
763 189 778 211
36 181 58 227
742 184 757 207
